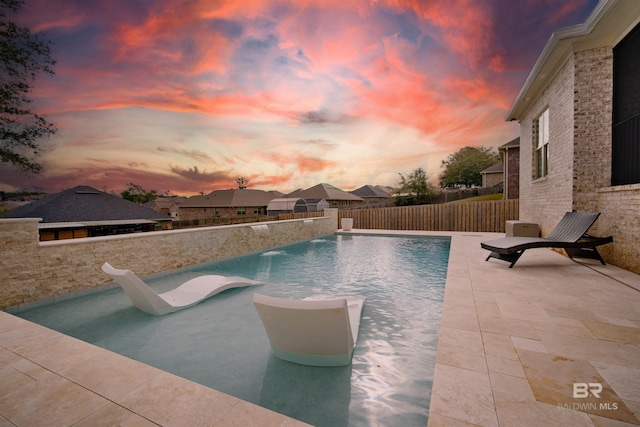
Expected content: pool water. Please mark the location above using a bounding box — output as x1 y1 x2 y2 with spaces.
16 233 450 427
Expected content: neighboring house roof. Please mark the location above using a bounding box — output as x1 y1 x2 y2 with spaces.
507 0 640 121
181 189 279 208
6 186 169 223
304 198 329 210
350 185 393 198
143 197 187 215
267 198 307 211
499 137 520 150
286 183 364 201
481 162 504 175
144 197 187 210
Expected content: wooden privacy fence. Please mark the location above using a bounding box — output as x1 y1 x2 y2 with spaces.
183 199 520 233
338 199 519 232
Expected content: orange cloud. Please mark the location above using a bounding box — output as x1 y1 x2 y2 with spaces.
6 0 597 195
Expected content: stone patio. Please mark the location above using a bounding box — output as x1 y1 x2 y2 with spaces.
428 232 640 427
1 231 639 426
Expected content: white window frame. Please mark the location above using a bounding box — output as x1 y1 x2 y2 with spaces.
534 108 549 178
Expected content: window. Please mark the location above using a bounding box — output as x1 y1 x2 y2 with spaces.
612 22 640 185
534 109 549 178
237 207 246 215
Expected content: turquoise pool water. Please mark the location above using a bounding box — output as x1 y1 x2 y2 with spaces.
16 233 450 427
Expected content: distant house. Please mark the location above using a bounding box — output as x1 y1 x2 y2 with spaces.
480 162 503 188
179 189 281 221
481 137 519 198
499 137 520 200
286 183 364 208
266 198 308 216
350 185 393 207
305 198 330 212
506 0 640 273
144 196 186 218
5 186 171 240
266 197 329 216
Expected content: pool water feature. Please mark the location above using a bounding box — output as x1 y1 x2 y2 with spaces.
15 233 450 427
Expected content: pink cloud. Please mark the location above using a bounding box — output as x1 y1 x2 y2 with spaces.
5 0 598 195
268 153 339 174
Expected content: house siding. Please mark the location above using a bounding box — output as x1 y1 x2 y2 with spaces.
596 184 640 272
482 172 503 188
518 46 639 273
519 54 575 234
510 3 640 273
179 206 266 220
572 47 613 218
505 148 520 199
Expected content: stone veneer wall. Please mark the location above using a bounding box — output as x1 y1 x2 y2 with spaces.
1 216 335 310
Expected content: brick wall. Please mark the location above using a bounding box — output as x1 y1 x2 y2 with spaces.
505 148 519 199
483 172 503 188
519 55 575 234
178 206 253 220
518 46 638 271
595 184 640 274
1 216 335 310
572 47 613 217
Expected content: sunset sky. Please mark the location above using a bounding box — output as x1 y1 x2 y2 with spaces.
2 0 599 196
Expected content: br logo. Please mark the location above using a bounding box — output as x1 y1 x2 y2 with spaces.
573 383 602 398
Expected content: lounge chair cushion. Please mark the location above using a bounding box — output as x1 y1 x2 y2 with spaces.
253 293 366 366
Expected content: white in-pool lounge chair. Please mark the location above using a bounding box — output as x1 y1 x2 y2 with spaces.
252 293 366 367
101 262 259 315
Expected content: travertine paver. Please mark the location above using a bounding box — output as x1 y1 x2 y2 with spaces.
1 231 639 426
0 312 311 427
429 232 640 427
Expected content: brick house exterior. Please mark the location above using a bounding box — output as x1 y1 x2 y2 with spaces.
499 138 520 200
179 189 280 221
507 0 640 273
480 162 503 188
287 183 364 208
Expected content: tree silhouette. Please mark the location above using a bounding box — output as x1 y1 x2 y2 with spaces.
440 146 500 188
395 167 435 205
0 0 57 174
121 183 158 204
236 176 249 189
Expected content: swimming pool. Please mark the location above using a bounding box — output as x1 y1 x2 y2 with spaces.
15 233 450 426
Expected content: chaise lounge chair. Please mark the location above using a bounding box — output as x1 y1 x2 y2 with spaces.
101 262 260 315
481 212 613 268
252 293 366 367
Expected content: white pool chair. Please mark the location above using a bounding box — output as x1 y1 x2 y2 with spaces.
252 293 366 367
101 262 259 315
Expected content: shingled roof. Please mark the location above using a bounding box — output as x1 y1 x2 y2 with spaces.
286 183 363 201
499 137 520 149
180 189 280 208
481 162 504 175
350 185 393 198
6 186 169 223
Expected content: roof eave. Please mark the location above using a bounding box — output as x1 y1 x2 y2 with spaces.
506 0 640 122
